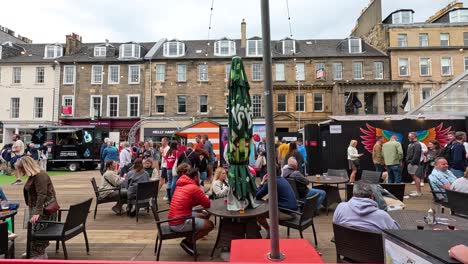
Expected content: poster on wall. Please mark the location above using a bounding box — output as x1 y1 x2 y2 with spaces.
249 125 266 165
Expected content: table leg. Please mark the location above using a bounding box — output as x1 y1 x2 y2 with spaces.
210 217 224 257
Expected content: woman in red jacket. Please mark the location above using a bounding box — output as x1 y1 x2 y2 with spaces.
168 167 214 256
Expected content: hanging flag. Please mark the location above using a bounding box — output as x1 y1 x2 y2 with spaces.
316 68 325 79
400 90 409 110
345 92 362 109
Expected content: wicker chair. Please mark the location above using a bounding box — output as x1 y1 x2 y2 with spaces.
445 189 468 218
333 223 384 263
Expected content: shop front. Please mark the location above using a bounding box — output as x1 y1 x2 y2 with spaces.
60 118 139 145
140 119 193 143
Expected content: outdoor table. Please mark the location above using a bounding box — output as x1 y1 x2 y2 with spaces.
307 175 348 215
382 230 467 264
206 198 268 257
389 210 468 230
0 210 17 232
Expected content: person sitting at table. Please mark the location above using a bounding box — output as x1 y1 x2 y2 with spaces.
256 172 298 220
333 181 400 232
451 168 468 193
124 158 150 217
282 157 326 214
428 157 457 201
100 160 127 215
169 167 213 256
210 167 230 199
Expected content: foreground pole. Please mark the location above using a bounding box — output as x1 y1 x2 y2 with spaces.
260 0 284 260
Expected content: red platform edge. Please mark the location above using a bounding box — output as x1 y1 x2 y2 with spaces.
230 239 324 263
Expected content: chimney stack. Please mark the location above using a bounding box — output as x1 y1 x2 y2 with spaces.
65 33 82 55
241 19 246 48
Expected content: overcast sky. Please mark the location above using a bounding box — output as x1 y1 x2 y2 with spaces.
1 0 464 43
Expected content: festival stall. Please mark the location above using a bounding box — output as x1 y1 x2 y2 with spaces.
176 120 221 161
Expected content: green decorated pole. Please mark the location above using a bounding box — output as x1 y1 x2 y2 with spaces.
227 57 258 209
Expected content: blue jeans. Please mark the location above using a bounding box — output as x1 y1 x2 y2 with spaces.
387 164 401 183
449 168 464 178
0 187 7 201
171 175 179 196
166 169 173 191
307 188 326 209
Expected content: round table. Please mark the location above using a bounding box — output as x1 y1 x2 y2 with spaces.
389 210 468 230
206 199 268 257
307 175 349 215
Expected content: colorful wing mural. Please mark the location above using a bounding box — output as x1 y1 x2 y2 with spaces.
360 123 452 153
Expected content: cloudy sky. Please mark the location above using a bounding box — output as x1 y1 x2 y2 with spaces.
1 0 464 43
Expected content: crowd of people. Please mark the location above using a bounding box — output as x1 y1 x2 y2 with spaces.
349 130 467 197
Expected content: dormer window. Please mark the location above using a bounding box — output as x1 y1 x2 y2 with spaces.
119 43 140 59
348 38 362 54
449 9 468 23
247 39 263 57
392 11 413 24
282 39 295 55
94 47 106 57
44 44 63 59
214 40 236 56
163 41 185 57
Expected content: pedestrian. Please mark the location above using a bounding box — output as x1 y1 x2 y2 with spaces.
407 132 423 197
296 138 307 174
277 139 289 167
11 134 25 185
99 138 110 175
372 136 385 173
347 139 363 183
177 142 200 169
202 135 216 179
102 141 119 163
119 141 132 177
16 156 58 259
166 141 179 199
283 142 304 174
424 140 442 179
256 137 267 177
196 148 210 186
382 135 404 183
160 137 170 201
448 131 467 178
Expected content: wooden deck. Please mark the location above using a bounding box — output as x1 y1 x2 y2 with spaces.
2 170 436 262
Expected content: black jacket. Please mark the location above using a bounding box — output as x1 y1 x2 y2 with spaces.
177 148 200 169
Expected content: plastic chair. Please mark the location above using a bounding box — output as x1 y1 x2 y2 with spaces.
128 180 159 222
380 183 405 202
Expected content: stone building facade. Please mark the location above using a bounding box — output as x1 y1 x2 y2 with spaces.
352 0 468 109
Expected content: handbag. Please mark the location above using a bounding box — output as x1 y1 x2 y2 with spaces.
43 200 60 215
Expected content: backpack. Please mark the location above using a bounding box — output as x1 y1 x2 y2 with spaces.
180 150 197 168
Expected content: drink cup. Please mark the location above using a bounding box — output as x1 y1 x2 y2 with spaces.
316 174 321 182
1 201 9 211
239 207 245 214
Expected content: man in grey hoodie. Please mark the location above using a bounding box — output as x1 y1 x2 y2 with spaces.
333 181 400 232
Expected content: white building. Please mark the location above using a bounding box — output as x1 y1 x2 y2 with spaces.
0 42 60 145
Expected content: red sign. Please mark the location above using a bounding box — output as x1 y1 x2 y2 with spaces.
309 141 317 147
62 106 72 115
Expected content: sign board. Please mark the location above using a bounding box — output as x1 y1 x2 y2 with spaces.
329 125 342 134
144 128 177 137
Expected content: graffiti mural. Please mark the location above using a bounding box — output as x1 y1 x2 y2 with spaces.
360 123 452 153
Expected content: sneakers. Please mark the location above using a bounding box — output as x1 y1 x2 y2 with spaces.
8 232 17 240
409 191 422 197
420 182 425 187
11 179 23 185
112 205 122 215
180 239 195 256
32 253 48 259
410 181 415 185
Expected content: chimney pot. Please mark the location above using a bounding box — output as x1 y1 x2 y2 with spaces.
241 19 246 48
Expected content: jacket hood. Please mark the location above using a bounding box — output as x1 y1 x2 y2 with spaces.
348 197 379 216
176 175 197 187
282 167 295 178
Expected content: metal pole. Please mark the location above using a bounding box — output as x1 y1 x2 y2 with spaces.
260 0 284 260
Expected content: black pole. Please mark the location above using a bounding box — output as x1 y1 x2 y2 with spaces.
260 0 284 260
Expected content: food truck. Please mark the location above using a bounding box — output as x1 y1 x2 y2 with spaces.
32 126 105 171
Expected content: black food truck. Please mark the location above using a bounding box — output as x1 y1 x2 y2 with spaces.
32 126 105 171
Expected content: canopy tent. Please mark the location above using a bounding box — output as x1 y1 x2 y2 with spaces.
175 120 221 160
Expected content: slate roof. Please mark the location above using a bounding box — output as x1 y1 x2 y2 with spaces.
150 38 386 60
0 42 155 64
